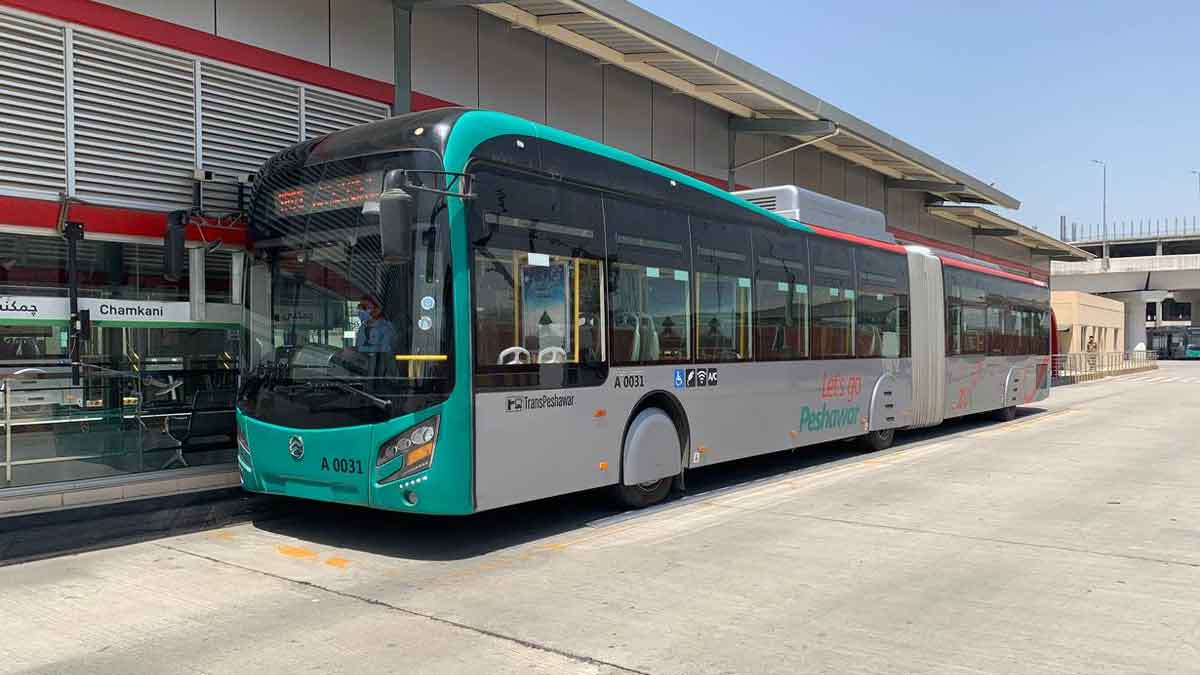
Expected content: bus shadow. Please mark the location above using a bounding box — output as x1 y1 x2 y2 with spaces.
251 406 1048 562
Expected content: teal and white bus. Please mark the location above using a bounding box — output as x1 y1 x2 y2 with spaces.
236 108 1051 514
1185 328 1200 359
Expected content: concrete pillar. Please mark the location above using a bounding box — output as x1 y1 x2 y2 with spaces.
393 5 412 115
1122 306 1144 352
1108 290 1170 351
1156 240 1164 256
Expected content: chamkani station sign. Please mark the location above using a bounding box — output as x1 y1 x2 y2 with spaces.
0 296 194 325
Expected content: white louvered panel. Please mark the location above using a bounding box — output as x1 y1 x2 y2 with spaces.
0 13 66 197
304 89 389 139
72 32 195 210
201 63 299 212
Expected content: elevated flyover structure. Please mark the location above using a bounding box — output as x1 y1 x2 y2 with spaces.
1052 254 1200 351
1055 227 1200 352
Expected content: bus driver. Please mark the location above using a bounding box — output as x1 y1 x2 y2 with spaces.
353 296 397 376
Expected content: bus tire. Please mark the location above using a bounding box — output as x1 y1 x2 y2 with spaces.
613 478 672 509
614 403 684 509
994 405 1017 422
860 427 895 452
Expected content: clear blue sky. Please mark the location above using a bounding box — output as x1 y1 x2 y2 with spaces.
638 0 1200 238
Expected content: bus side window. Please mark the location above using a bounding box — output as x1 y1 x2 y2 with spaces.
810 240 855 359
469 166 606 389
752 229 809 361
604 198 692 366
945 269 962 356
691 217 752 363
856 248 909 359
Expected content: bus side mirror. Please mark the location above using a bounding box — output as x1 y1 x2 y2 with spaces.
164 210 188 281
379 169 414 262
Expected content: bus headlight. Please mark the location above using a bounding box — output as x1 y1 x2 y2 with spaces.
378 415 439 483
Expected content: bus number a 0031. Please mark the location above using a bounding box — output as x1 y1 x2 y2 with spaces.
613 373 645 389
322 457 364 475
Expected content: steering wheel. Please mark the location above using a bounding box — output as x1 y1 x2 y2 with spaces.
538 346 567 364
497 346 531 366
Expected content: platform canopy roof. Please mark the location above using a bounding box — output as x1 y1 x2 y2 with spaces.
454 0 1021 209
927 206 1093 261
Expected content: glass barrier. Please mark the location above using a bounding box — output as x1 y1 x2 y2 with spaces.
0 360 238 490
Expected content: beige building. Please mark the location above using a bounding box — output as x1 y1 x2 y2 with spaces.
1052 291 1125 352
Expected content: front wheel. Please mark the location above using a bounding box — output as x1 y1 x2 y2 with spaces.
860 427 895 452
613 478 672 509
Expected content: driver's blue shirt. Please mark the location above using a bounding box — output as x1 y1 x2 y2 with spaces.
356 318 397 353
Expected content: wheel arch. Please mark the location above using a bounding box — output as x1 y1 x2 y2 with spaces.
619 389 691 485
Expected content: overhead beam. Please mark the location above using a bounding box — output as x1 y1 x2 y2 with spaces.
537 12 593 26
693 83 751 94
730 119 836 136
972 228 1020 237
887 179 967 192
622 51 673 63
1035 249 1091 260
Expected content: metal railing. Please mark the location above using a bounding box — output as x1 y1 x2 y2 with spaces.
1065 217 1200 243
1051 351 1158 378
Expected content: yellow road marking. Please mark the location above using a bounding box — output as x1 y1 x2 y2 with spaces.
276 544 318 560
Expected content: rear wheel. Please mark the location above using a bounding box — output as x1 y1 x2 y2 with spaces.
994 405 1017 422
613 478 672 509
860 427 895 452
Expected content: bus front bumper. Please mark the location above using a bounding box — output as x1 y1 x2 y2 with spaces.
236 409 473 515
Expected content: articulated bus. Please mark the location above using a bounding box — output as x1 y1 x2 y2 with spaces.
235 108 1051 514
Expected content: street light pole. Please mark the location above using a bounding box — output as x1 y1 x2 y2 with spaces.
1092 159 1108 269
1191 171 1200 234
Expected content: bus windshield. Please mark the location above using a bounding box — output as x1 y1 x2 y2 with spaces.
240 150 453 426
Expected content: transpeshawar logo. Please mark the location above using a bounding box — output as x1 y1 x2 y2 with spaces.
505 393 575 413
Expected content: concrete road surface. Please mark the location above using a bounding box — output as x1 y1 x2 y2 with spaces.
3 362 1199 674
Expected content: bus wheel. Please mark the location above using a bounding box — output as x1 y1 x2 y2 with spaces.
614 478 672 509
994 405 1017 422
860 427 895 452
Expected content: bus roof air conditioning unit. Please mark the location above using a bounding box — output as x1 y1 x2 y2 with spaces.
734 184 894 244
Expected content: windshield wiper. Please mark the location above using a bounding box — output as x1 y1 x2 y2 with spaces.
266 377 392 414
324 380 393 412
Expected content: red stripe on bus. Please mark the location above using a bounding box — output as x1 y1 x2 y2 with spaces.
806 224 909 255
888 224 1048 281
1 0 394 103
941 256 1046 287
0 196 246 246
